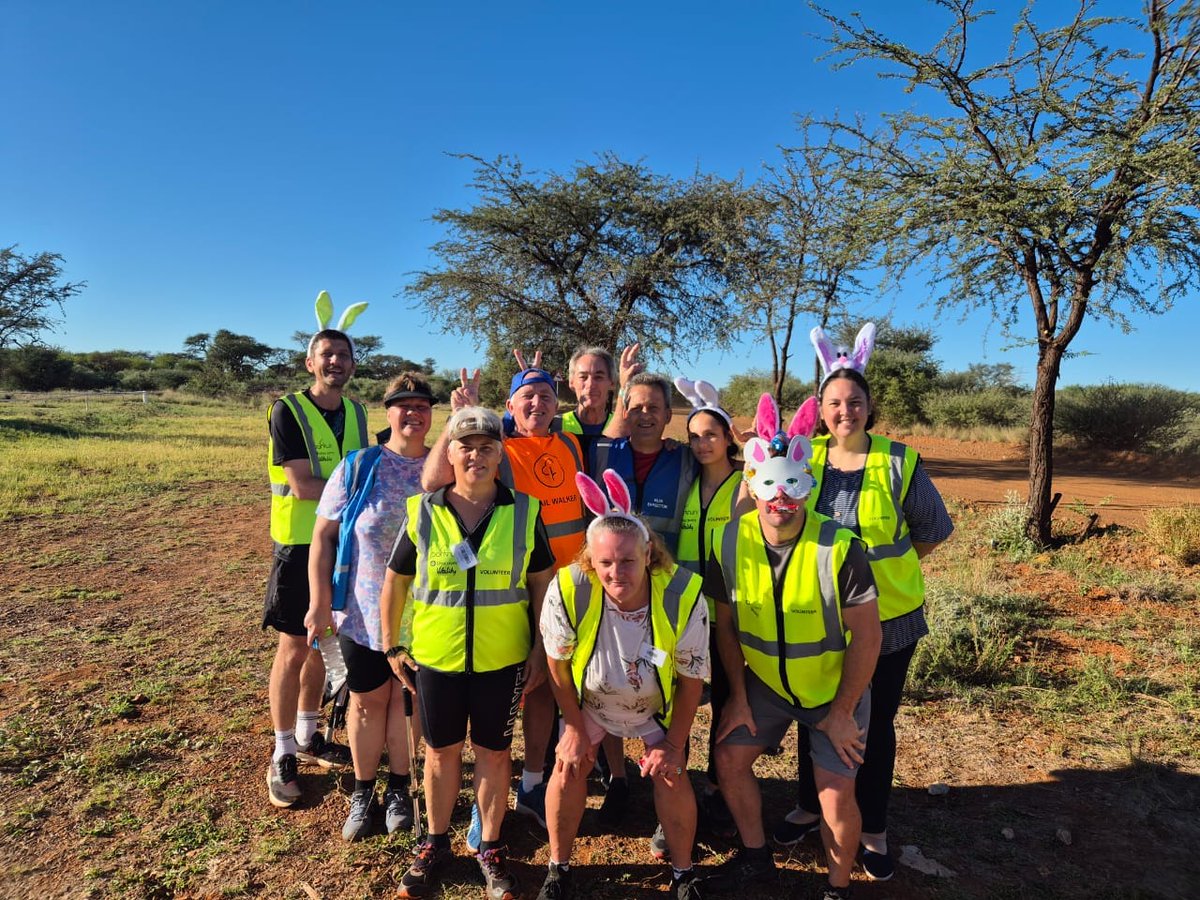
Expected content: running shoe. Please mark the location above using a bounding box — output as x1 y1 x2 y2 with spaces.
266 754 301 808
397 839 452 898
295 731 351 769
342 787 375 841
477 846 519 900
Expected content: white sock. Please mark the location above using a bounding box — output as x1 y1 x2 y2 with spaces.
784 805 819 825
295 711 320 746
273 729 297 761
521 769 544 792
861 831 887 855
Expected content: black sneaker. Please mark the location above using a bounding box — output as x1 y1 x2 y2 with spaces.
596 777 630 829
384 786 415 834
771 811 822 846
700 790 737 839
341 787 375 841
477 847 519 900
672 868 704 900
536 864 572 900
822 886 853 900
398 839 452 898
702 847 777 893
860 847 894 881
296 731 352 769
266 753 301 808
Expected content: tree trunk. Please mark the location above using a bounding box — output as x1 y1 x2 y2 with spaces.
1026 343 1065 546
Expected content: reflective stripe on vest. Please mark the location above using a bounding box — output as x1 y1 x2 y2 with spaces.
498 432 588 566
716 510 851 708
591 441 695 555
407 490 537 673
267 393 368 545
558 563 702 729
809 434 924 622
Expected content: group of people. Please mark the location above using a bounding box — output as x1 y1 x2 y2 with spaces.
260 310 952 900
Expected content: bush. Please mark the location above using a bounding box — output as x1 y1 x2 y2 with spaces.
924 388 1031 429
1054 383 1199 451
984 492 1038 559
720 370 810 417
1143 506 1200 565
910 584 1039 691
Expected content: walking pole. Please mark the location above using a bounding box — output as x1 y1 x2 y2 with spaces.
403 680 423 838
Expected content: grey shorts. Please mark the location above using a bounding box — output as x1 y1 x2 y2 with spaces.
720 669 871 780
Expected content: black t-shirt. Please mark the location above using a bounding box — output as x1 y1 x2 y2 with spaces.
270 390 348 466
703 519 877 610
388 482 556 576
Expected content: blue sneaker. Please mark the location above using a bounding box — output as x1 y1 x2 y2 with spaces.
466 802 482 854
514 782 547 830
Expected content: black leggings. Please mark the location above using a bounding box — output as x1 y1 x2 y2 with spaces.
795 641 916 834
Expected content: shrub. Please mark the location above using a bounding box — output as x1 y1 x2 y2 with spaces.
1054 383 1199 451
924 388 1031 429
984 492 1038 559
721 370 810 417
910 584 1039 691
1143 506 1200 566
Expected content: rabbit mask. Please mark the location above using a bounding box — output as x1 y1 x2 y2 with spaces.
810 322 876 385
309 290 369 357
576 469 650 543
744 392 820 510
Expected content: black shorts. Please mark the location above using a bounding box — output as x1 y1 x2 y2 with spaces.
340 635 412 695
262 543 310 637
416 663 525 752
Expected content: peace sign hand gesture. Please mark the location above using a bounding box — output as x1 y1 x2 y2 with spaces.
512 347 543 371
451 367 481 412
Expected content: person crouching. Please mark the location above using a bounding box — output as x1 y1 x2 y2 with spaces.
535 470 708 900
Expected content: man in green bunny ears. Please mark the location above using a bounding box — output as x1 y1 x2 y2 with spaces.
263 292 370 808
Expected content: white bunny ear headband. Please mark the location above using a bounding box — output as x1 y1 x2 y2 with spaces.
309 290 369 357
673 376 732 428
575 470 651 543
810 322 876 385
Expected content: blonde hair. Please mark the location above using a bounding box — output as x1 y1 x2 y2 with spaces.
574 516 674 575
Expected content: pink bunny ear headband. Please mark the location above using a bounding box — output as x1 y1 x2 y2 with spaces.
673 376 733 428
575 470 651 543
743 393 820 504
810 322 876 386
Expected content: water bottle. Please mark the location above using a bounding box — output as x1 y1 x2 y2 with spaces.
314 627 349 696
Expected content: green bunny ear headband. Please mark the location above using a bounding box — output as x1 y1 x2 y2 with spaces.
309 290 368 357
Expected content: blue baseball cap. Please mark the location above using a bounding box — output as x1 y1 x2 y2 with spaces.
508 367 557 398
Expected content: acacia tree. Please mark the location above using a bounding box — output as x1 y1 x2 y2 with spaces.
729 129 876 404
817 0 1200 544
406 153 746 364
0 246 85 349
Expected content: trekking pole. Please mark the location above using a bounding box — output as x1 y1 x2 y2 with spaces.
403 681 424 838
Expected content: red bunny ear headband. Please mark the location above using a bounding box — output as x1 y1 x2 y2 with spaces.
810 322 876 387
575 470 650 543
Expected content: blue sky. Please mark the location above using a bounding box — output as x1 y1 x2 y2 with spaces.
4 0 1195 390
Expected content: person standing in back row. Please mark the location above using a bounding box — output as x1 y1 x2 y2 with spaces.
771 324 953 883
263 294 370 808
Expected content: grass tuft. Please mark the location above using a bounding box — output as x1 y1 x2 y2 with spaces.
1143 505 1200 565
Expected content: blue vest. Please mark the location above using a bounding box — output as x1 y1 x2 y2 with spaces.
591 439 696 555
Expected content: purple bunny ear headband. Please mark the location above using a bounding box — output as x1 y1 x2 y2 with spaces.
673 376 732 428
810 322 876 386
575 470 651 543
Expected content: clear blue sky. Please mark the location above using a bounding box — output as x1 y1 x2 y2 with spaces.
4 0 1195 390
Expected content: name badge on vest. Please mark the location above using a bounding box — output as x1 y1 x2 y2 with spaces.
640 641 667 667
452 540 478 570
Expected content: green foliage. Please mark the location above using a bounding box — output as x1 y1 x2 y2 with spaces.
924 388 1031 430
1054 383 1200 452
910 584 1039 693
0 246 86 349
720 370 809 417
1143 506 1200 566
984 492 1038 561
865 340 940 427
938 363 1023 393
408 153 746 363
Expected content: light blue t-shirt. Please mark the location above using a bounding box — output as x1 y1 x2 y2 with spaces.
316 447 427 650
